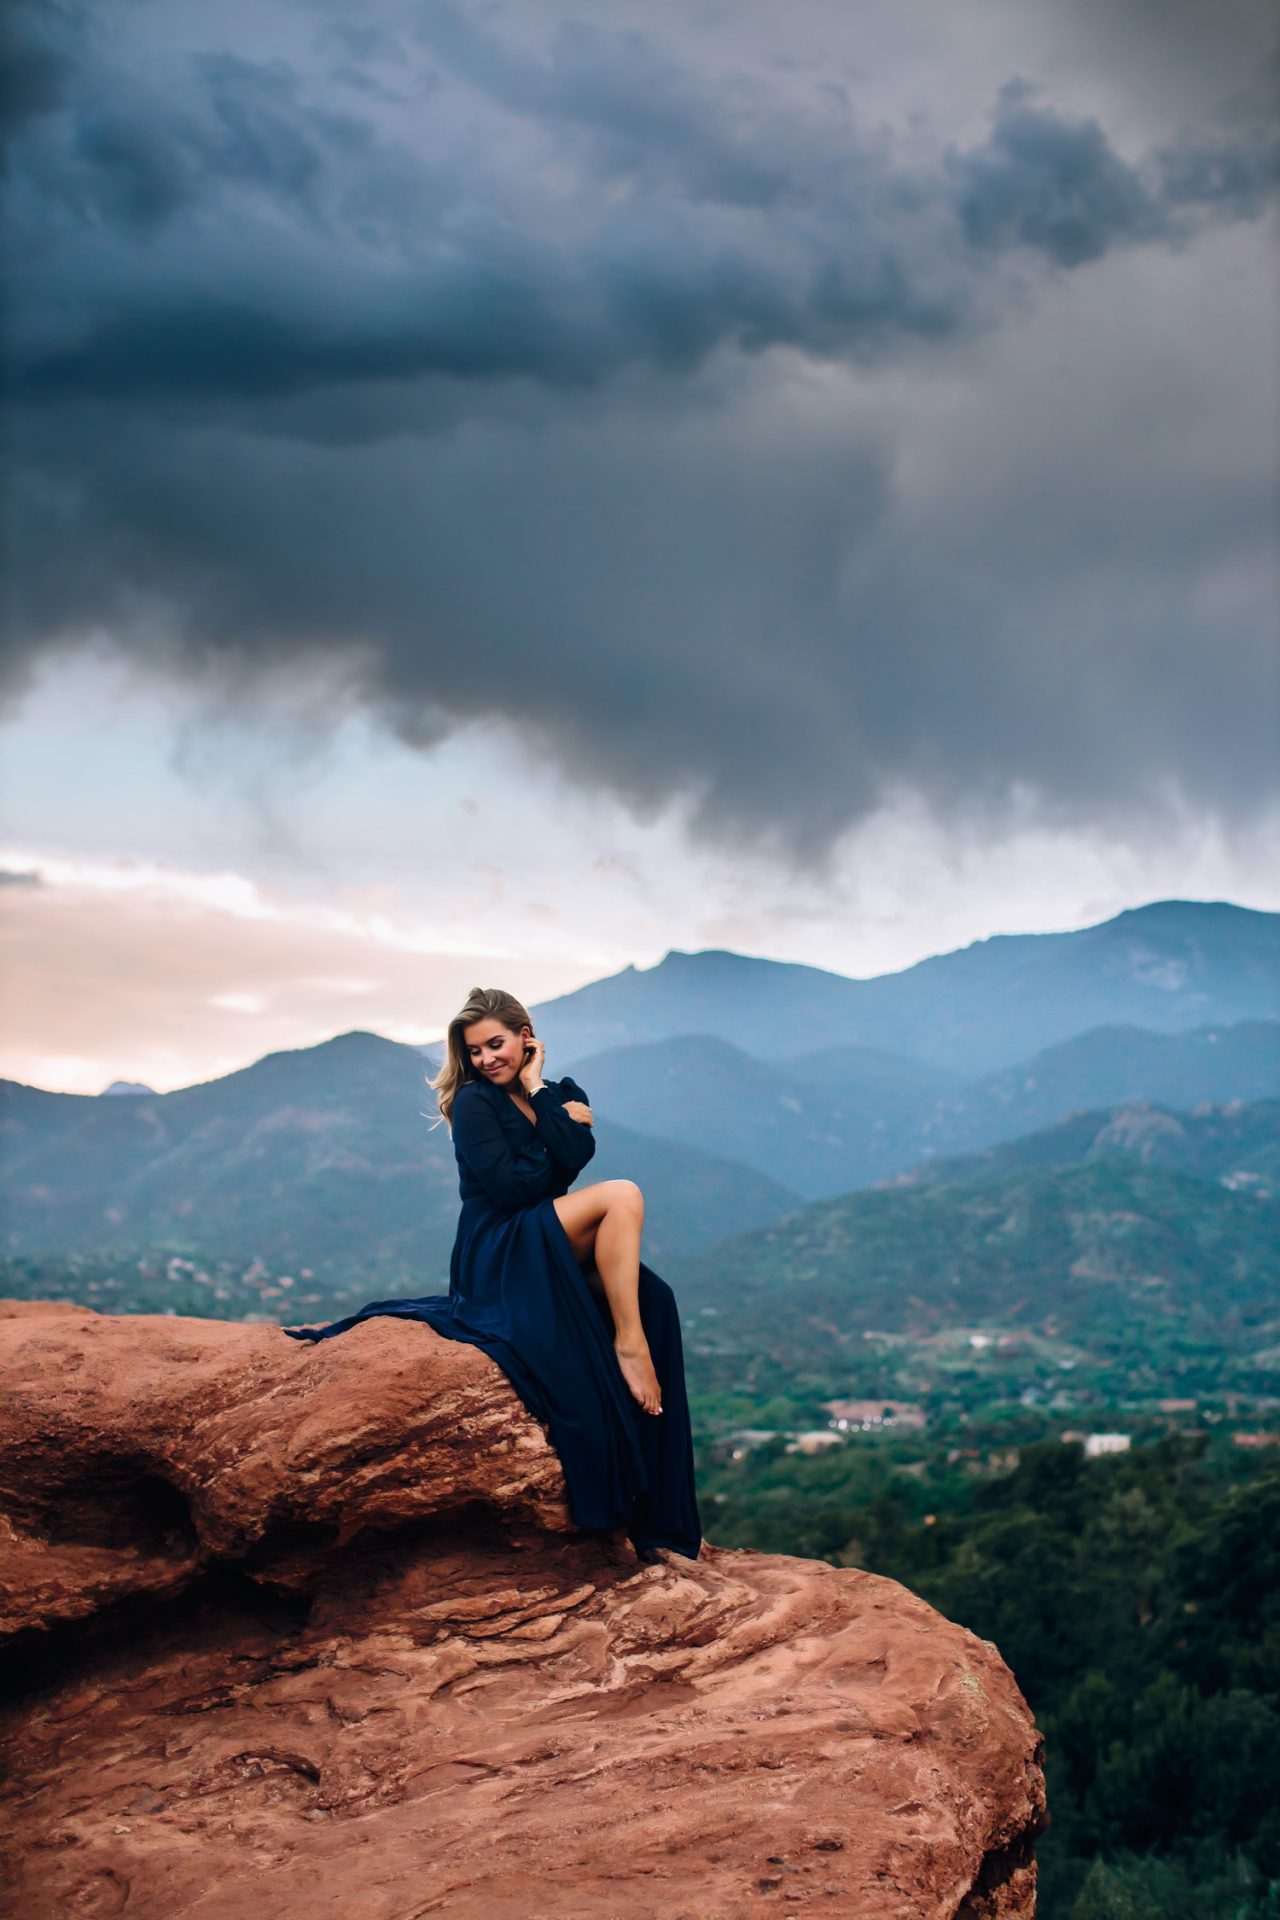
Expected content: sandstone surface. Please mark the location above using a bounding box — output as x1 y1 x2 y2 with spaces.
0 1300 1045 1918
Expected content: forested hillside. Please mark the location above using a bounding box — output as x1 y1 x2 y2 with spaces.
698 1430 1280 1918
675 1155 1280 1414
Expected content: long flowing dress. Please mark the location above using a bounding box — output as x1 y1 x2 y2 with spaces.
282 1073 702 1562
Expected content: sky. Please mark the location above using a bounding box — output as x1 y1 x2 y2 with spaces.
2 0 1278 1094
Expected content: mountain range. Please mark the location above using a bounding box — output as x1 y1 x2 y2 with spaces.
0 1031 797 1272
548 1018 1278 1199
535 900 1278 1075
2 899 1276 1283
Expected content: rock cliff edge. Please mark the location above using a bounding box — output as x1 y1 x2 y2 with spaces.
0 1301 1045 1918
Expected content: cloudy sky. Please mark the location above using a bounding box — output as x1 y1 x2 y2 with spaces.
2 0 1277 1093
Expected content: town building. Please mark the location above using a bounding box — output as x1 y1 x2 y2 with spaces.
822 1398 927 1431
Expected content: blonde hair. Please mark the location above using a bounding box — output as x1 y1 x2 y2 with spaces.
429 985 534 1127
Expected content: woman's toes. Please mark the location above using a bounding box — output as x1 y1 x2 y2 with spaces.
615 1341 662 1414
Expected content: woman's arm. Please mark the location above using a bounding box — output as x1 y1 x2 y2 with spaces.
451 1086 560 1212
529 1076 597 1176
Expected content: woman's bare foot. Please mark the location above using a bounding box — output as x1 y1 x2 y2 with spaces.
614 1338 663 1416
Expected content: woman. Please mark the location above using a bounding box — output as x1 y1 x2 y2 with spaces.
283 986 702 1563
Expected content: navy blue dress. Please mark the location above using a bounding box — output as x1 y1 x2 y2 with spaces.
282 1074 702 1561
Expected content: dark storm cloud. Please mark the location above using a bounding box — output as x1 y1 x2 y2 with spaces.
3 0 1278 859
1157 120 1280 219
63 52 366 231
0 3 72 141
948 81 1278 264
8 5 1273 404
950 81 1165 265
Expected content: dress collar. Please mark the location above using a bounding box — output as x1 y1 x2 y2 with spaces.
473 1074 539 1125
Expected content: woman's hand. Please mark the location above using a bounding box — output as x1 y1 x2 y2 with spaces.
562 1099 594 1126
518 1035 547 1096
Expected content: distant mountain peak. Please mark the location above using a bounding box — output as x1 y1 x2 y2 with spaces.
648 945 850 980
273 1029 414 1062
1104 898 1263 927
99 1080 156 1098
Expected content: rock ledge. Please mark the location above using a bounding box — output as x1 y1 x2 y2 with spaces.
0 1302 1045 1919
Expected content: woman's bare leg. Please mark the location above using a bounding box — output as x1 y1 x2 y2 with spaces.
581 1258 606 1300
553 1181 663 1414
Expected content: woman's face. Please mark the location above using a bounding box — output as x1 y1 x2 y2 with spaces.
462 1018 530 1087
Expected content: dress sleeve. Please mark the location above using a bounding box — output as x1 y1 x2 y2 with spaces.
530 1077 597 1177
451 1086 559 1213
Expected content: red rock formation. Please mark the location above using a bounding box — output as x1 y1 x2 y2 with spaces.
0 1301 1045 1917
